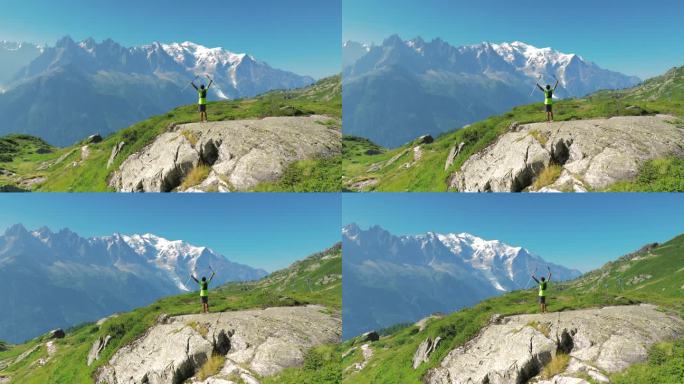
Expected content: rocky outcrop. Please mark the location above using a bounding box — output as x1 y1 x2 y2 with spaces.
96 305 340 384
107 142 125 168
109 115 341 192
87 335 112 366
425 304 684 384
49 329 65 339
361 331 380 342
449 115 684 192
413 336 442 369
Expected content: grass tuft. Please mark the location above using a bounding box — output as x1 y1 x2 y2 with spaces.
196 354 226 380
529 129 550 146
179 164 211 191
532 164 562 190
181 130 199 147
540 353 570 379
527 321 551 338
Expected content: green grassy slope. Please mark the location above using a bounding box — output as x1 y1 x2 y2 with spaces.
0 75 341 192
343 66 684 192
340 234 684 383
0 243 341 384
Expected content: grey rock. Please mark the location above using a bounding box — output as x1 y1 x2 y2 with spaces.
86 134 103 144
96 305 340 384
418 135 434 144
361 331 380 342
444 142 465 171
110 116 340 192
107 141 125 169
81 145 91 161
426 305 684 384
450 115 684 192
412 336 442 369
49 329 65 339
87 335 112 366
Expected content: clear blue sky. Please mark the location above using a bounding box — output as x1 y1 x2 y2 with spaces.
0 0 340 79
343 0 684 79
0 193 340 272
343 194 684 272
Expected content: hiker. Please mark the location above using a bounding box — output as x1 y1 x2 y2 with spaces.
531 268 552 313
191 270 216 313
190 76 213 122
536 78 559 122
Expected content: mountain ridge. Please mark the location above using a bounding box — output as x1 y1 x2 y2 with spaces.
0 223 267 342
343 35 640 148
342 224 580 339
0 36 314 145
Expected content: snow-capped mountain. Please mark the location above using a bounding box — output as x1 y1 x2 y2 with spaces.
0 41 43 86
0 36 314 145
0 224 267 342
342 224 581 338
343 35 640 148
342 40 371 68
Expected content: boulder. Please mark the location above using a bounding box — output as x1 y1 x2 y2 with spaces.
418 135 434 144
86 134 103 144
361 331 380 342
49 329 65 339
450 115 684 192
110 115 341 192
96 305 340 384
426 305 684 384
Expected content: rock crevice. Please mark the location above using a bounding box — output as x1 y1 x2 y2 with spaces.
110 115 340 192
450 115 684 192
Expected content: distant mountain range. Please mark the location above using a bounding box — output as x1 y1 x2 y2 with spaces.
0 41 43 86
0 37 314 146
342 35 641 148
0 224 267 342
342 223 581 339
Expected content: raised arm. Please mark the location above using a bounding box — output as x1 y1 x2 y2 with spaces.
553 80 559 91
531 275 540 284
547 269 552 282
208 271 216 282
207 79 213 89
191 81 198 90
191 274 199 283
536 83 545 92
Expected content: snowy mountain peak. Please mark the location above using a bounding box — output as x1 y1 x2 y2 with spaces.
343 225 581 293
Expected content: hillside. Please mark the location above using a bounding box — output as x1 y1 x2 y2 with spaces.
343 66 684 192
339 234 684 383
0 224 268 343
342 36 639 148
0 37 314 146
0 75 341 192
0 243 342 384
343 224 581 339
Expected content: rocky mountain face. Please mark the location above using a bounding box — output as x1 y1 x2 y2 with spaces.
449 114 684 192
0 224 266 343
342 224 580 339
0 41 42 86
343 36 640 148
96 305 341 384
0 37 314 146
109 115 341 192
425 305 684 384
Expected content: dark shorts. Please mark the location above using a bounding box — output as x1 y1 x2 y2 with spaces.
545 104 553 112
201 296 208 304
538 296 546 304
198 104 207 112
